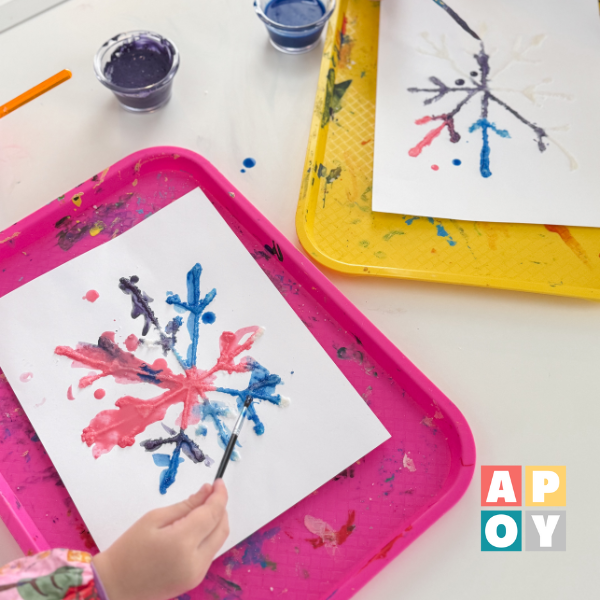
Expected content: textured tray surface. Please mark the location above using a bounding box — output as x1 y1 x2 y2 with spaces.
296 0 600 300
0 148 474 600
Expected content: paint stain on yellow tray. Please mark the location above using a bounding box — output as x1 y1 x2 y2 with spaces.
296 0 600 300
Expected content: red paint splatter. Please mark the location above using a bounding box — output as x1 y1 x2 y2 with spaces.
55 326 261 458
305 510 356 550
360 139 372 146
67 385 75 400
94 389 106 400
544 225 589 265
83 290 100 303
431 165 439 171
19 372 33 383
124 334 139 352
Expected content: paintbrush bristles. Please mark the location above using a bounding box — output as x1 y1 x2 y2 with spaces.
431 0 481 41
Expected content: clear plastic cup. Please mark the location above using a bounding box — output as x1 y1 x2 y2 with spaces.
94 31 180 112
254 0 336 54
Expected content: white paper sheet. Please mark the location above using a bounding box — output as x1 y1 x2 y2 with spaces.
0 189 390 554
372 0 600 226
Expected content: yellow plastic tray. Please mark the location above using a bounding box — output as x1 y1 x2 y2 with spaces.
296 0 600 300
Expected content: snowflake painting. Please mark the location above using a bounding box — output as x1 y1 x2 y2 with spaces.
408 0 551 178
54 263 288 495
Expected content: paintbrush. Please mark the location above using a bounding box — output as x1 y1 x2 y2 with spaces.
0 69 72 119
214 395 253 480
431 0 480 41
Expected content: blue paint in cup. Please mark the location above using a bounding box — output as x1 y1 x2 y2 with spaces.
94 31 180 112
255 0 336 54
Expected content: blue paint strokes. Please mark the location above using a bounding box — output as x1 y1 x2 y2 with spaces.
469 119 510 178
224 527 280 571
404 216 420 225
243 158 256 169
452 158 462 165
435 224 457 246
192 401 232 447
159 445 184 494
166 263 216 370
217 359 284 436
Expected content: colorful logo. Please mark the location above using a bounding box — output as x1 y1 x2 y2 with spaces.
481 466 566 551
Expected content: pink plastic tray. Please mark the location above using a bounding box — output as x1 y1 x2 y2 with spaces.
0 148 475 600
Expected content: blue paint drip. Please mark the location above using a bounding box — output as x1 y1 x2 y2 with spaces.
469 119 510 178
166 263 216 369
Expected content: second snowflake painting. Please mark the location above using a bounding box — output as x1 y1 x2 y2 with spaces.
0 189 390 554
373 0 600 226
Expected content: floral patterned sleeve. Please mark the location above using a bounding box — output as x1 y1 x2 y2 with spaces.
0 549 104 600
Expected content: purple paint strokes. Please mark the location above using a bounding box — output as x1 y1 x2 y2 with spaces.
408 27 548 177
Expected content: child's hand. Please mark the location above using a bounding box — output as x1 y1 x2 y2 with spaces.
92 480 229 600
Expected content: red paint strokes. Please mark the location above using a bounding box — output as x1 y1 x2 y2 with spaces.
431 164 439 171
83 290 99 303
544 225 589 265
360 139 372 146
124 334 139 352
409 123 446 157
102 331 116 343
94 389 106 400
55 326 262 459
67 385 75 401
409 114 460 157
305 510 356 552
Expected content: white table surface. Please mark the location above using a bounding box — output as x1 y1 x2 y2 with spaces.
1 1 599 597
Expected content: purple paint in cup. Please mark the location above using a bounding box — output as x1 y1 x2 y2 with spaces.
94 31 180 112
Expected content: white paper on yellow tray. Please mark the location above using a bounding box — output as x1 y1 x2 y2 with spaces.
373 0 600 226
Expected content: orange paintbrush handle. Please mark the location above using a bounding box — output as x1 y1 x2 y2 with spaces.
0 69 72 119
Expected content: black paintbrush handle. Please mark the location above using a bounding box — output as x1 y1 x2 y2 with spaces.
214 432 238 480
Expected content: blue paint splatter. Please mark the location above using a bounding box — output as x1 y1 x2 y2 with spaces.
435 224 457 246
202 311 216 324
452 159 462 166
243 158 256 168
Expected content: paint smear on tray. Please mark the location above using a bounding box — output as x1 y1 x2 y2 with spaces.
403 452 416 472
304 511 356 553
544 225 589 265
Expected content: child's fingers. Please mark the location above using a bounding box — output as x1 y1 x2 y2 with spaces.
195 511 230 559
175 479 228 540
151 483 213 527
